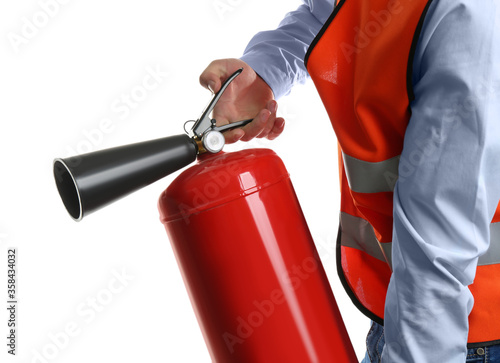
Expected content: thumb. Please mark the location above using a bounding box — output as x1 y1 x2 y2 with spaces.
199 62 225 94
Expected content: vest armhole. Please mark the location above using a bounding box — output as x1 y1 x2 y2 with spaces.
304 0 347 68
406 0 434 103
335 223 385 326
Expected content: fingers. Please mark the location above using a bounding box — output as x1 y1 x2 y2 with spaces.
223 111 285 144
240 109 271 142
222 128 245 144
267 117 285 140
222 108 271 144
256 100 278 139
247 99 283 140
226 100 285 143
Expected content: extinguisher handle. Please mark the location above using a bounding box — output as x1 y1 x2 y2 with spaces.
213 118 253 133
191 68 245 138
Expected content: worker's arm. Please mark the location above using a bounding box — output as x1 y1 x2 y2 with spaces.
382 0 500 361
199 0 334 143
240 0 334 99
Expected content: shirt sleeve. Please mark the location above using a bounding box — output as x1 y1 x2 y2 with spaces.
381 0 500 362
240 0 335 99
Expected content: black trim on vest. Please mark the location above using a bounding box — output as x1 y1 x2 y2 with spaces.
335 223 384 327
304 0 347 68
406 0 434 102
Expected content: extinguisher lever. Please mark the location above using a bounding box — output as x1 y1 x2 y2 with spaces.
212 118 253 133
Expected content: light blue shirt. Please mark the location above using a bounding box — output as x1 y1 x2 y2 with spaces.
241 0 500 362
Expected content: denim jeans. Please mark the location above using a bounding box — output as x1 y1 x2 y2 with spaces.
361 321 500 362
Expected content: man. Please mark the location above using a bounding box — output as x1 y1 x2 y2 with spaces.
200 0 500 361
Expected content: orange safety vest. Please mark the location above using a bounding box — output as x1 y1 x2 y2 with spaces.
305 0 500 345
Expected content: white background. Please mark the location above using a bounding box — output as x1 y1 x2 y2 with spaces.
1 0 368 362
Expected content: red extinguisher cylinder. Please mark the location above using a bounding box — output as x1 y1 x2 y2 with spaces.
158 148 357 363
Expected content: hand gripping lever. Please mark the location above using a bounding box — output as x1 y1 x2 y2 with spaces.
190 68 252 153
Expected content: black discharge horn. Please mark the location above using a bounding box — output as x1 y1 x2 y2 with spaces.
53 69 252 221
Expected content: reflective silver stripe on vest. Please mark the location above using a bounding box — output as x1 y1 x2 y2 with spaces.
341 152 400 193
479 222 500 266
339 212 392 268
340 214 500 268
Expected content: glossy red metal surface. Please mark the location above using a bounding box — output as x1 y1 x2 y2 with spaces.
158 148 356 363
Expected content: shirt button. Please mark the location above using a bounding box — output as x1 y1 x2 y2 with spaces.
477 348 485 355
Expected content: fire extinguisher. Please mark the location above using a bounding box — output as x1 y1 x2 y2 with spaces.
53 69 357 362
